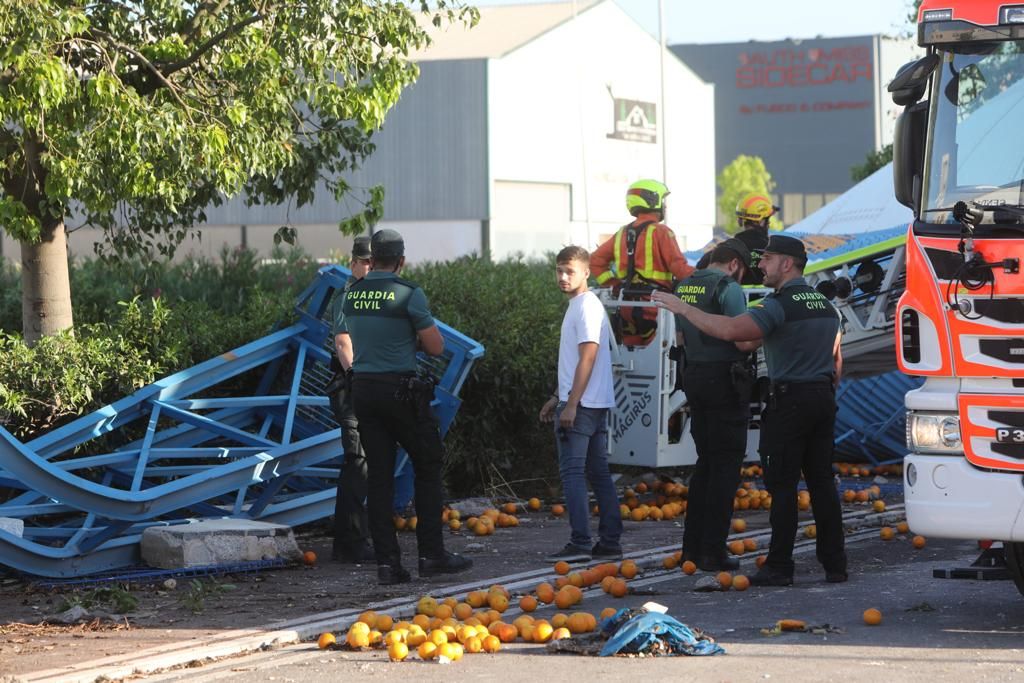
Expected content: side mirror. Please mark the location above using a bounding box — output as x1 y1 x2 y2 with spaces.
892 102 928 213
889 54 940 106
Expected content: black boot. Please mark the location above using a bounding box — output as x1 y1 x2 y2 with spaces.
418 551 473 577
696 553 740 572
333 542 375 564
377 564 412 585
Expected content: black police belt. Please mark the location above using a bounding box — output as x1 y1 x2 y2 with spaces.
351 371 414 383
769 379 833 396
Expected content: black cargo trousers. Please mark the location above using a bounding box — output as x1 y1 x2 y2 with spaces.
328 380 370 556
681 361 749 560
352 374 445 568
760 382 846 576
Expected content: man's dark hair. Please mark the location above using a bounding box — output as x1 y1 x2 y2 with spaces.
709 244 743 266
372 255 401 269
556 245 590 265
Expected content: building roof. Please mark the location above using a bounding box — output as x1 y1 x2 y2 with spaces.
410 0 603 61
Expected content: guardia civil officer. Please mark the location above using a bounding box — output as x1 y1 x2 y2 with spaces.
652 234 846 586
335 229 472 585
674 238 754 572
327 235 374 564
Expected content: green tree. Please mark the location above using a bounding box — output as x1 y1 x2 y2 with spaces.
0 0 475 345
851 143 893 182
716 155 779 234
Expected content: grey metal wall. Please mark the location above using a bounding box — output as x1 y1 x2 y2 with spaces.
200 59 490 226
671 37 877 198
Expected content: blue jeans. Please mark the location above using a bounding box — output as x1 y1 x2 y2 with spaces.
555 404 623 549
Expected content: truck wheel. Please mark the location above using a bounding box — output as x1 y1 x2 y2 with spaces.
1004 542 1024 597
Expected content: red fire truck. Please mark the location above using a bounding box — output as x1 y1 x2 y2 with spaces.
891 0 1024 594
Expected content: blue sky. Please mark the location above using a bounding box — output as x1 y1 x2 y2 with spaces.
467 0 916 43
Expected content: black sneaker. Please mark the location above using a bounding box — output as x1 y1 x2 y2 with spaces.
696 554 740 572
825 570 848 583
418 551 473 577
591 543 623 560
749 567 794 587
332 542 375 564
544 544 592 563
377 564 412 585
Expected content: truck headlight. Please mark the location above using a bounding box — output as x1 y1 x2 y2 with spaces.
906 411 962 454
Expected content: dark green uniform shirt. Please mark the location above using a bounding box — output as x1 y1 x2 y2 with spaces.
747 277 840 383
674 268 747 363
335 271 434 374
330 275 358 338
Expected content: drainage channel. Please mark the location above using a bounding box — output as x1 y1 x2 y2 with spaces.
25 505 903 683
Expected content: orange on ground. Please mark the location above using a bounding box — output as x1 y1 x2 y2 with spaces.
302 550 317 566
465 636 482 653
732 518 747 533
528 497 542 511
743 538 758 552
601 575 616 592
600 607 617 619
536 582 556 603
733 574 750 591
482 635 501 653
880 526 895 541
681 560 697 575
609 579 628 598
620 560 638 579
387 641 409 661
897 521 910 534
873 500 886 513
533 621 554 643
863 608 883 625
552 627 571 640
755 555 767 568
551 613 569 629
717 572 733 590
346 629 370 649
519 595 538 612
417 641 438 660
502 502 517 514
804 524 817 539
554 560 571 575
455 602 473 620
496 623 518 643
568 572 584 588
317 632 335 649
728 540 745 555
663 554 679 570
487 592 509 612
551 504 565 517
912 535 927 549
433 604 453 620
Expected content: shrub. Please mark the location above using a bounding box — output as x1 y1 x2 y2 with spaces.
407 255 565 497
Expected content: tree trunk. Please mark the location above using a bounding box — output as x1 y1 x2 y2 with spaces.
20 218 74 345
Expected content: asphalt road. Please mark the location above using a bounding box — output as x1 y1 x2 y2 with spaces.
140 531 1024 683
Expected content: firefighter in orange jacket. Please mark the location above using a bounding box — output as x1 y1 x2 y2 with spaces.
591 179 694 344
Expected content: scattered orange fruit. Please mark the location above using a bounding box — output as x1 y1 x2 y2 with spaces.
663 554 679 570
912 535 926 549
302 550 317 566
609 578 628 598
536 582 556 604
733 574 750 591
863 608 882 625
317 632 335 649
554 560 571 575
528 497 542 511
552 627 571 640
732 518 747 533
551 504 565 517
681 560 697 575
519 595 538 612
728 540 746 555
387 641 409 661
482 634 501 653
804 524 817 539
755 555 767 568
717 571 733 589
873 500 886 513
346 628 370 649
417 641 438 660
880 526 895 541
620 560 638 579
600 607 617 619
743 538 758 552
897 521 910 534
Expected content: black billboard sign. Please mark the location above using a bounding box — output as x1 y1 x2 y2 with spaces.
607 98 657 144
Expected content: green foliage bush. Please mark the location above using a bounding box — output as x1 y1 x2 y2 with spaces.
407 255 565 496
0 249 569 497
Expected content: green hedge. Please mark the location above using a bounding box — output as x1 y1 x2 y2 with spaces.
0 249 568 496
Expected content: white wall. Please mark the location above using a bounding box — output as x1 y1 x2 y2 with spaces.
487 1 715 258
877 36 923 148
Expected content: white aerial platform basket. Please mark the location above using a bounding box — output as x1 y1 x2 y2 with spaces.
596 290 761 468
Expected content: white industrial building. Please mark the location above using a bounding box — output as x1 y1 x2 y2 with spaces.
4 0 716 265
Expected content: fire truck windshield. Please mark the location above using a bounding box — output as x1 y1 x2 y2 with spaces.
921 40 1024 231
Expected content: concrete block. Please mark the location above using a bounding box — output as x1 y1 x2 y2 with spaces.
141 519 302 569
0 517 24 538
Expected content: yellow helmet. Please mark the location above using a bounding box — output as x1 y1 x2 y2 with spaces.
626 179 669 216
735 193 778 222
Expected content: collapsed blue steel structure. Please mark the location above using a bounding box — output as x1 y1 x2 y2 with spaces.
0 266 484 578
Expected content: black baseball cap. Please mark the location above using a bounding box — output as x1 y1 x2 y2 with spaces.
351 235 371 259
370 229 405 258
719 237 752 268
762 234 806 260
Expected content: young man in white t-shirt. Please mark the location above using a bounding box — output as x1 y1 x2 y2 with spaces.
539 246 623 562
